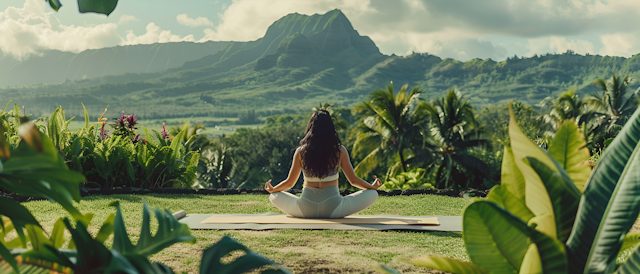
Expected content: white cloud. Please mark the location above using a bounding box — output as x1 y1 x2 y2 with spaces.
123 22 195 45
526 36 595 56
118 14 140 25
599 32 640 57
176 13 213 27
0 0 195 59
0 0 121 60
199 0 373 42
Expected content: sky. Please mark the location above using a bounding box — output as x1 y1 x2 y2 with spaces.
2 0 640 62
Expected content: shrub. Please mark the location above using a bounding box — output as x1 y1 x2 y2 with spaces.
0 120 289 273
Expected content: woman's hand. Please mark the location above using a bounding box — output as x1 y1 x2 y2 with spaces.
371 175 382 190
265 179 277 193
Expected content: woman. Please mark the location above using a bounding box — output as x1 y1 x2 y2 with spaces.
264 110 382 218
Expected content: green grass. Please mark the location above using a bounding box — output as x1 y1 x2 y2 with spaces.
23 194 471 273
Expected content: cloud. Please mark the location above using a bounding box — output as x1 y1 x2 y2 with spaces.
199 0 373 41
599 32 640 57
123 22 195 45
0 0 121 60
176 13 213 27
526 36 595 56
0 0 195 59
118 14 140 25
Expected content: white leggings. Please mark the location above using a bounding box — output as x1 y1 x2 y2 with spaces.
269 186 378 218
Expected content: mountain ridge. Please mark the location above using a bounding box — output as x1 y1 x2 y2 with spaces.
1 10 640 121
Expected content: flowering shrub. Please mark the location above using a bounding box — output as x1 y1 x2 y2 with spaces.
0 105 200 189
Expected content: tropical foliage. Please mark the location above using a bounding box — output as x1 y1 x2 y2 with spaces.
421 89 491 189
352 83 427 178
387 103 640 274
0 118 289 273
0 104 200 189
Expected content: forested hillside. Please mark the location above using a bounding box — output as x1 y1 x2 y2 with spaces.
0 41 230 87
1 9 640 120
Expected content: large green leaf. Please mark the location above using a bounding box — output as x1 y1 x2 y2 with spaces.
0 131 85 221
410 255 488 274
77 0 118 16
111 200 195 258
486 185 534 223
50 218 66 249
48 0 62 11
95 213 115 244
525 157 581 243
519 245 542 274
508 104 557 239
463 201 530 273
527 227 567 274
63 218 112 272
0 197 39 246
566 106 640 274
199 235 291 274
501 146 526 201
547 119 591 193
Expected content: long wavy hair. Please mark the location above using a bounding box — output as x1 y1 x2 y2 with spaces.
298 110 342 178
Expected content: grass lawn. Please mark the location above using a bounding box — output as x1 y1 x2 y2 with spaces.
23 194 472 274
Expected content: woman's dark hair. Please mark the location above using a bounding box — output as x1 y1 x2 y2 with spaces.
298 110 342 178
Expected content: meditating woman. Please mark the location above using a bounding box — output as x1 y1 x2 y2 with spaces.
264 109 382 218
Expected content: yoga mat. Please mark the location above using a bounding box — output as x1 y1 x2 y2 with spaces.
180 213 462 231
201 214 439 225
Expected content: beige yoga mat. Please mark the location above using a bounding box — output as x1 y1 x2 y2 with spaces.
201 214 439 225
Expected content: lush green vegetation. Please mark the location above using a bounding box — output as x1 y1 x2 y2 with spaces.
1 73 635 191
0 119 289 273
385 103 640 273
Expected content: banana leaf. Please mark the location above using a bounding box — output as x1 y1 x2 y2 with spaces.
463 201 530 273
508 104 557 239
566 106 640 274
486 185 534 222
501 146 526 201
547 120 591 193
410 255 488 274
525 157 581 243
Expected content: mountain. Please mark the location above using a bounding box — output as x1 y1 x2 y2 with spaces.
0 41 231 87
1 10 640 121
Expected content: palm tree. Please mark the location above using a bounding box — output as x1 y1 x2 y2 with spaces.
540 88 587 130
586 74 640 136
421 89 490 189
352 83 427 178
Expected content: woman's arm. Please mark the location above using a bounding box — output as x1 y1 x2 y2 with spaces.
265 148 302 193
339 146 382 190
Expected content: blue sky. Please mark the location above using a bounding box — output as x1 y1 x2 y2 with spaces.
1 0 639 61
